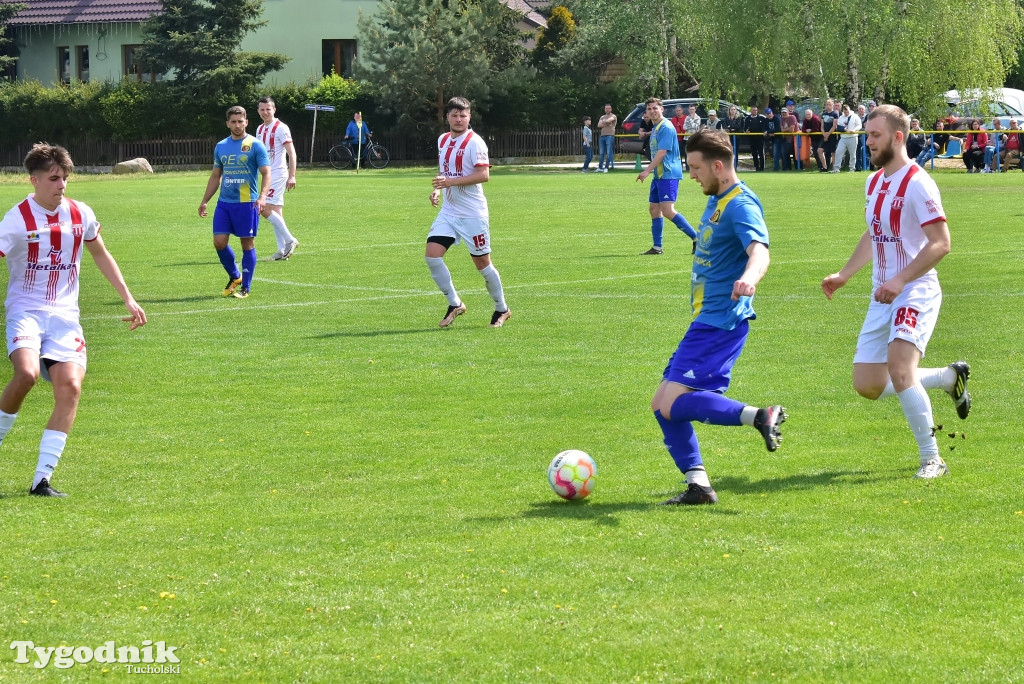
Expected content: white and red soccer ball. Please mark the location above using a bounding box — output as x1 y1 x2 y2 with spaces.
547 450 596 500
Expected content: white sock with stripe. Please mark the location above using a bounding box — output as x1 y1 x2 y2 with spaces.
479 264 507 312
266 212 293 252
426 257 460 306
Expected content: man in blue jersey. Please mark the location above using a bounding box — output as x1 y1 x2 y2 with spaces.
198 105 271 299
651 128 787 505
636 98 698 255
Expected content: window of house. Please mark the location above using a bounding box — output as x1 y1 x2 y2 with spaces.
58 46 70 84
76 46 89 82
122 44 157 82
322 39 356 78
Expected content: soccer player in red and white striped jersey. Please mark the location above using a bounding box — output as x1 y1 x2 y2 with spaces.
256 96 300 261
426 97 510 328
822 105 971 480
0 144 146 497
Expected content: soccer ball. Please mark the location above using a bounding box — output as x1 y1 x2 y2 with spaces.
547 450 597 500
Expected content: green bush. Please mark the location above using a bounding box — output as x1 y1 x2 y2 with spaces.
0 79 110 145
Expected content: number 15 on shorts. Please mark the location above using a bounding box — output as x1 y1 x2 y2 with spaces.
472 234 487 249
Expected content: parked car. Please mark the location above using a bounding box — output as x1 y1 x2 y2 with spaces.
619 98 749 153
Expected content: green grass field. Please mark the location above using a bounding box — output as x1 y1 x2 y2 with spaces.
0 165 1021 682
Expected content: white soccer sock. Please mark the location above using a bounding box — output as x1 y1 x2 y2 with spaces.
879 367 954 398
896 385 939 461
739 405 758 427
0 409 17 446
266 212 293 252
426 257 460 307
685 466 711 488
33 429 68 489
478 264 508 312
918 367 955 392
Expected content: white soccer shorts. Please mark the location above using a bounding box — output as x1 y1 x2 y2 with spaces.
265 173 288 207
853 284 942 364
428 214 491 256
7 310 88 377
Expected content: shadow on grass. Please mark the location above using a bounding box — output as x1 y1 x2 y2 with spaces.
714 470 886 495
312 328 439 339
472 499 739 527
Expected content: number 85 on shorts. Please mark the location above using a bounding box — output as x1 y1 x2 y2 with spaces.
428 215 491 256
854 289 941 364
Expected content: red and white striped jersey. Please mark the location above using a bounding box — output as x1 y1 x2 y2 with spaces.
437 130 490 220
0 195 100 317
864 163 946 289
256 118 293 174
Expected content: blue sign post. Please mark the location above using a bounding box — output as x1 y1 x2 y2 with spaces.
305 104 336 164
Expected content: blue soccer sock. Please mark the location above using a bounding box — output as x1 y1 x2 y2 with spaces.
654 410 702 473
217 246 240 279
669 391 744 426
651 218 664 248
670 212 697 240
241 249 257 290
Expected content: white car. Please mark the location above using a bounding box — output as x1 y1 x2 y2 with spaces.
942 88 1024 117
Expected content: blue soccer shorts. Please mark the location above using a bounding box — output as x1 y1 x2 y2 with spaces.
213 202 259 238
663 319 749 393
649 178 680 204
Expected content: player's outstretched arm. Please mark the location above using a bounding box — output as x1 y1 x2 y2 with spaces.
84 236 147 330
199 168 223 217
822 229 872 300
732 241 770 301
637 150 668 182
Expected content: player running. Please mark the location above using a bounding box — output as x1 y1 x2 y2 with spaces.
636 97 698 255
426 96 511 328
822 104 971 480
256 96 300 261
652 129 786 506
199 106 270 299
0 143 147 497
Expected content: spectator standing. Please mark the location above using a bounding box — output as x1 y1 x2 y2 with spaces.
581 116 593 172
744 105 768 171
638 111 655 160
597 104 617 172
802 109 824 171
819 99 840 171
705 110 726 131
832 104 862 172
855 105 869 171
764 108 783 171
780 105 799 170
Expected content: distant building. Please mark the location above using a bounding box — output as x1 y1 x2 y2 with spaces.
0 0 546 85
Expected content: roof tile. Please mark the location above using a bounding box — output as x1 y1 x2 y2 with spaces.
0 0 164 26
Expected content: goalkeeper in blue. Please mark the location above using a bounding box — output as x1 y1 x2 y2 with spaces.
651 128 786 506
636 97 698 255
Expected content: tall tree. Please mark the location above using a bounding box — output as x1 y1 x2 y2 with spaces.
0 2 26 77
357 0 530 132
136 0 288 99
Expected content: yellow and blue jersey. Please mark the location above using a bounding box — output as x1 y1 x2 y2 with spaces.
650 119 684 180
213 135 269 204
691 182 769 330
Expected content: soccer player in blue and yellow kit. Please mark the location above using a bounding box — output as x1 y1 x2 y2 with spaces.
199 106 271 299
636 98 698 255
650 128 787 505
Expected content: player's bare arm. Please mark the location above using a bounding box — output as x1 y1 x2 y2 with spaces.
873 220 950 304
429 188 441 207
732 241 770 300
84 237 147 330
198 168 223 217
822 230 873 300
433 166 489 189
255 165 271 214
284 141 297 190
638 150 668 182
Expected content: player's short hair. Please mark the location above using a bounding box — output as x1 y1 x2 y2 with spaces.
685 129 733 164
446 97 471 114
226 105 247 120
645 97 663 108
257 95 275 106
24 143 73 176
866 104 910 139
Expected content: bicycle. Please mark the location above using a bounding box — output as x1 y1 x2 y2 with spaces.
328 138 390 170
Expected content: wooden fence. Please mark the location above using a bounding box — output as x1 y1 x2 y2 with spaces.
0 128 585 167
